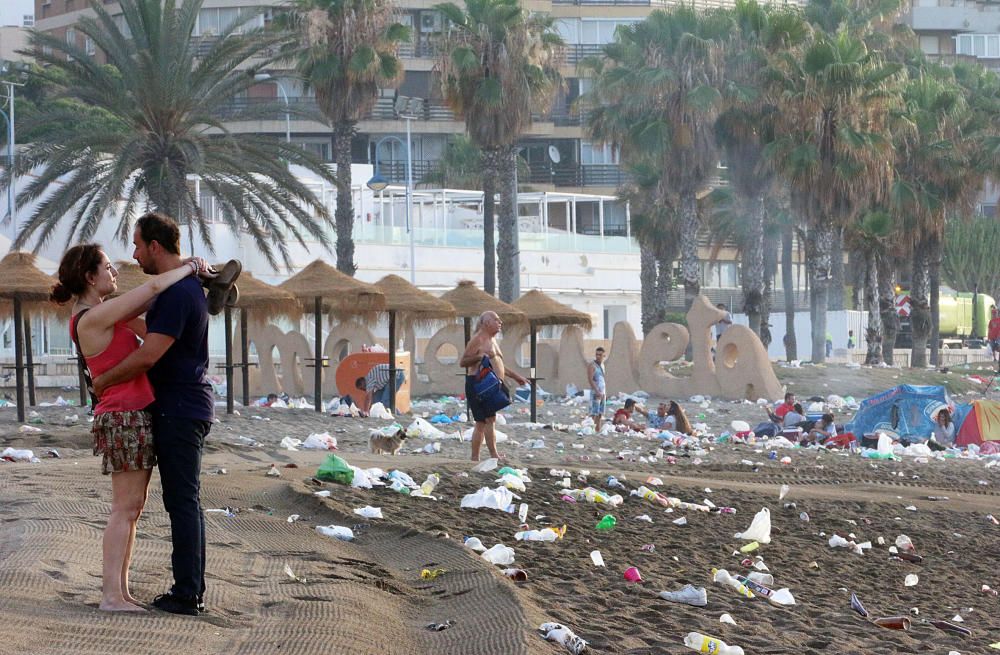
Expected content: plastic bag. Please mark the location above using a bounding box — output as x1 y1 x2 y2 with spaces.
734 508 771 544
302 432 338 450
369 402 393 420
540 622 588 655
481 544 515 565
461 486 515 511
316 454 355 485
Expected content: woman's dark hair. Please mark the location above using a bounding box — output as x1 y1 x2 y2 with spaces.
821 413 835 425
938 409 951 426
667 400 693 435
793 403 804 414
624 398 636 409
50 244 103 305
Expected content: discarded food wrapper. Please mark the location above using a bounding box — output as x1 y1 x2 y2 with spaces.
283 563 307 583
904 574 919 587
353 506 383 519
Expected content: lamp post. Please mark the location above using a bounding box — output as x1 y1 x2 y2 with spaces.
253 72 291 144
0 73 23 240
366 96 424 284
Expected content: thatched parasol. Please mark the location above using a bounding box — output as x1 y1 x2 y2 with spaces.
440 280 526 326
279 259 385 412
513 289 593 422
374 274 456 413
212 271 302 414
0 252 59 420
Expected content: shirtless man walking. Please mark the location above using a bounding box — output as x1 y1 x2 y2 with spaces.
459 311 528 461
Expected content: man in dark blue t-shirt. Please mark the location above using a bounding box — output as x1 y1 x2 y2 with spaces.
93 212 232 616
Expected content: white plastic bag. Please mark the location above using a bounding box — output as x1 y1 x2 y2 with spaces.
353 506 383 519
315 525 354 541
734 508 771 544
461 487 515 511
540 622 588 655
472 458 499 473
302 432 338 450
406 417 445 439
369 402 393 420
481 544 515 565
349 466 374 489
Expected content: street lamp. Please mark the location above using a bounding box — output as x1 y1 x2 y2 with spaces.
0 61 24 240
253 72 291 144
366 95 424 284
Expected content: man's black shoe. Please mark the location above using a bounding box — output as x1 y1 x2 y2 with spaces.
152 592 199 616
197 596 206 614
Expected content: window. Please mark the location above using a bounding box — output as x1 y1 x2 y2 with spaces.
196 7 265 36
956 34 1000 58
85 36 96 56
580 141 619 165
553 18 638 45
701 261 738 289
23 15 34 27
980 203 998 219
65 27 76 47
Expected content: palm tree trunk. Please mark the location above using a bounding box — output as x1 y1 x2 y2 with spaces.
807 221 834 362
742 194 766 338
496 146 520 303
481 148 499 295
760 225 778 349
828 226 845 311
910 238 931 368
877 253 898 366
929 232 942 367
679 192 701 311
781 222 797 361
863 249 883 365
640 245 657 336
332 123 356 276
654 250 672 326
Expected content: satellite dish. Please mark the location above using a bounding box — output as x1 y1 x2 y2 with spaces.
547 145 561 164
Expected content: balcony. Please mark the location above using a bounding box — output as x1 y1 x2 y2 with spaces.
216 96 458 123
553 0 738 7
398 41 436 58
525 162 628 187
557 43 604 65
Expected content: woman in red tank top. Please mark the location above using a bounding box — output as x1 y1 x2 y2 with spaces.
51 244 208 612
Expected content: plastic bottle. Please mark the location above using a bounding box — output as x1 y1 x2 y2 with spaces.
712 568 755 599
746 571 774 586
596 514 617 531
518 502 529 523
683 632 745 655
420 473 440 496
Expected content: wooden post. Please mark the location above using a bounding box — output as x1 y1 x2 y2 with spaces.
224 305 234 415
23 312 35 406
530 326 537 423
314 296 322 412
463 316 472 422
387 309 397 414
13 297 25 423
241 307 250 408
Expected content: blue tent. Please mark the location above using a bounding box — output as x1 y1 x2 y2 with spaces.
845 385 954 441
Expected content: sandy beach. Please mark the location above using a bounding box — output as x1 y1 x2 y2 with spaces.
2 365 999 655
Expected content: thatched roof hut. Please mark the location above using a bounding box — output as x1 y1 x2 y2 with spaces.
512 289 593 329
279 259 384 317
374 274 455 326
439 280 526 326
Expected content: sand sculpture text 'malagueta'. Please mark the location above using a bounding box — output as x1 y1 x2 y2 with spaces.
237 295 783 402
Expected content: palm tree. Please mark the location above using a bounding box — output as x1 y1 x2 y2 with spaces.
435 0 562 301
715 0 807 338
846 209 894 364
275 0 410 275
890 70 979 367
584 6 732 312
5 0 335 269
767 30 901 362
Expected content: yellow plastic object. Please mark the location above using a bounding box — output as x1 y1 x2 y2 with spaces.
421 568 447 580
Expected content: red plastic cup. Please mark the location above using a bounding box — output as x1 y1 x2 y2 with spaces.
624 566 642 582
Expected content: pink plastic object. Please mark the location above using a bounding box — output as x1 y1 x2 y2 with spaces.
624 566 642 582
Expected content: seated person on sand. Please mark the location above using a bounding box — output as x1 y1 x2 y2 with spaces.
648 403 670 430
804 413 836 445
613 398 647 431
765 392 796 424
354 363 405 416
260 393 279 407
927 408 955 451
782 403 808 429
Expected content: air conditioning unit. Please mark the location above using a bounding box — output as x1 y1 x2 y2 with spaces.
419 12 442 33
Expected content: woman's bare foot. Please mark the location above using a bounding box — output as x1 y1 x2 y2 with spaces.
100 599 147 612
122 591 140 604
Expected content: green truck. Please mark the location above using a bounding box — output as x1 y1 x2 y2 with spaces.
894 288 996 348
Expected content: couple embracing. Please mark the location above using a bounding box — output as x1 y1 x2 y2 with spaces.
50 213 240 615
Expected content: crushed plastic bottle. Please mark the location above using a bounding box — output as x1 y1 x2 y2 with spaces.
518 502 529 523
515 526 566 542
683 632 745 655
420 473 441 496
481 544 516 565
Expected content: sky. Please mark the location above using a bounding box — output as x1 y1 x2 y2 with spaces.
0 0 34 28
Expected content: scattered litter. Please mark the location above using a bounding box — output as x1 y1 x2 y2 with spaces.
540 622 588 655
